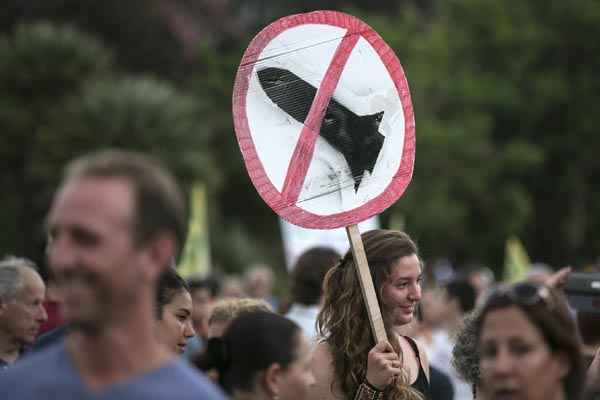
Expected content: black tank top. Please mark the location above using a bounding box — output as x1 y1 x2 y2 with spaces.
404 336 431 399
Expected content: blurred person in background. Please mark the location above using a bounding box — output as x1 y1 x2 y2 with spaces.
206 297 271 339
475 282 585 400
465 265 495 306
195 311 314 400
221 275 246 298
245 264 279 310
311 229 430 400
194 297 272 383
285 246 340 342
0 150 225 399
0 256 47 370
429 279 477 399
413 288 446 353
185 276 221 357
155 267 195 355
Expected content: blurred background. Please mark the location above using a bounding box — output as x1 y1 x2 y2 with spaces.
1 0 599 293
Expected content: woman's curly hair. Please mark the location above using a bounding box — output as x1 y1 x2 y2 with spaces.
317 229 424 400
451 309 481 388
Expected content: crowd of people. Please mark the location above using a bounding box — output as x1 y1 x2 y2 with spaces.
1 149 599 400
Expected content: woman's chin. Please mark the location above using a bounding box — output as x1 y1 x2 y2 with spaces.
392 314 414 328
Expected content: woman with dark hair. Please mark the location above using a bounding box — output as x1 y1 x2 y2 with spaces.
475 282 585 400
311 229 430 400
196 311 314 400
154 268 195 354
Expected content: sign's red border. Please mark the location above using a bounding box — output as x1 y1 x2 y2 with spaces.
232 10 415 229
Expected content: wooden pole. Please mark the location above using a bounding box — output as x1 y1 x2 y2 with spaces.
346 224 388 343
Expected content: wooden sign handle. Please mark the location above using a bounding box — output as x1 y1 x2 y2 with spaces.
346 224 388 343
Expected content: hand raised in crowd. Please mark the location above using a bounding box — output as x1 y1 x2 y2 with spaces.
366 341 403 390
546 266 572 290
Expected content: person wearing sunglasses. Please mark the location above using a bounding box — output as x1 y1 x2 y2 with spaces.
474 282 586 400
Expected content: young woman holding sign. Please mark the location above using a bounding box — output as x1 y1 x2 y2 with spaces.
311 229 430 400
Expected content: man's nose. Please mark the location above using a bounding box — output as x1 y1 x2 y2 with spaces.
47 235 76 274
37 303 48 323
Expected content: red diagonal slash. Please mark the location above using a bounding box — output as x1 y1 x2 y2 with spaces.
279 31 360 204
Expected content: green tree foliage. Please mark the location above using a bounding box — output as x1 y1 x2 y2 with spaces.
0 23 217 268
364 7 545 267
1 0 186 80
356 0 600 269
3 1 600 276
194 1 600 273
0 23 112 262
193 44 285 273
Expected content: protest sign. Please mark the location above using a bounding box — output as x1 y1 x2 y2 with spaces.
233 10 415 342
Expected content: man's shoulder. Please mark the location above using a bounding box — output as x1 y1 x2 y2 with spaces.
131 359 226 399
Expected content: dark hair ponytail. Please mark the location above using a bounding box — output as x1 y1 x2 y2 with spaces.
194 311 300 395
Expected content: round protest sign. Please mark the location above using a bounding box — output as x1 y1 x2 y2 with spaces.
233 10 415 229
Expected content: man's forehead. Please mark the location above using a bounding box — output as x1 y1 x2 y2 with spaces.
49 177 135 225
17 268 45 297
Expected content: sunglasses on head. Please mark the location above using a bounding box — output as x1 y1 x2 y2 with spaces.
494 282 554 310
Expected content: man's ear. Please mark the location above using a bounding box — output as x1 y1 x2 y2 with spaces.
261 363 282 398
142 231 177 281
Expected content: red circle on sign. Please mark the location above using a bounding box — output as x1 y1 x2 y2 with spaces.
232 10 415 229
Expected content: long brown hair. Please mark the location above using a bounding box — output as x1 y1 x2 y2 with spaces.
317 229 424 400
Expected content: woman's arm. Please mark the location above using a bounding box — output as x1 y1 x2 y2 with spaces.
310 340 403 399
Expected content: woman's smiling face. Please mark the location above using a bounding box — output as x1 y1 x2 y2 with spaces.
380 254 422 329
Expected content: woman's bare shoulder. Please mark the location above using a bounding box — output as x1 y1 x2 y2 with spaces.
310 341 344 400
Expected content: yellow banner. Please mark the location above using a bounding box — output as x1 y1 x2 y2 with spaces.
178 183 211 278
503 236 531 283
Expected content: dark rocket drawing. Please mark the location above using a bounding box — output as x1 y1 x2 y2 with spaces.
257 67 385 192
